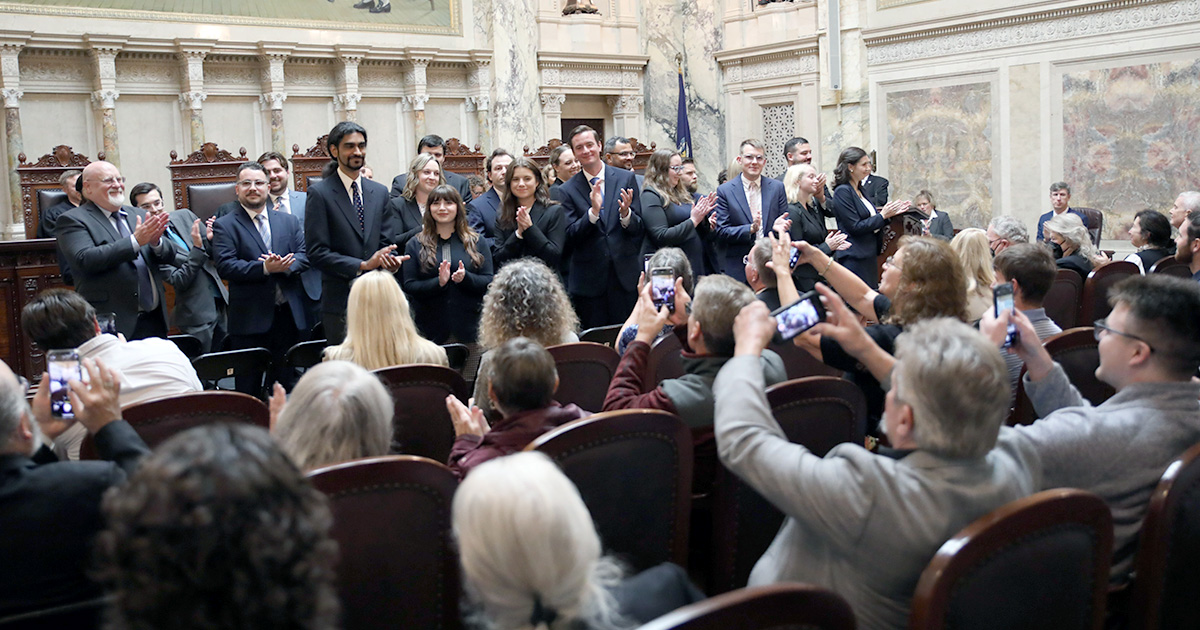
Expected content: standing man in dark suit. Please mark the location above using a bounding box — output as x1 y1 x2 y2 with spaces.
780 137 833 216
130 183 228 353
861 166 889 208
557 125 644 328
39 170 83 286
212 162 310 392
714 139 787 282
260 151 321 330
468 148 513 248
305 121 404 345
56 161 174 340
604 136 645 190
389 134 474 204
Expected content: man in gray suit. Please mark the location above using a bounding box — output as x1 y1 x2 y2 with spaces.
130 182 228 353
714 291 1039 629
260 151 321 330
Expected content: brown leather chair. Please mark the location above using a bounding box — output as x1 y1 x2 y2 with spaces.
636 583 856 630
1045 268 1084 330
1078 261 1137 324
709 377 866 594
1125 443 1200 630
1075 207 1104 248
79 391 268 459
910 488 1113 630
184 182 237 221
769 340 841 379
372 364 468 464
644 332 685 392
526 409 692 572
580 324 625 347
1008 327 1115 426
308 456 461 630
1150 256 1191 278
546 342 620 412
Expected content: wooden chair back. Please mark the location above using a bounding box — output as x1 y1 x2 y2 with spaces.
580 324 624 347
372 364 468 463
1009 327 1115 426
1045 268 1084 330
1150 256 1191 278
546 342 620 412
290 135 329 192
79 391 268 459
637 584 856 630
440 343 470 374
168 142 248 220
441 137 485 179
1078 261 1137 324
1075 207 1104 248
523 138 566 170
15 145 100 239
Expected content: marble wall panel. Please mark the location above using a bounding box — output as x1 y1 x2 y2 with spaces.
202 97 261 159
489 0 541 153
357 99 403 185
113 96 180 202
282 97 334 160
885 82 994 229
1062 57 1200 239
20 94 94 162
424 99 465 145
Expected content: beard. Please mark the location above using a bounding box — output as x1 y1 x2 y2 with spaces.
1177 241 1194 264
686 181 699 194
106 190 126 208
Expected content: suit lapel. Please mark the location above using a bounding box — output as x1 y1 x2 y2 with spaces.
234 209 269 257
267 210 288 255
326 175 364 240
731 175 751 223
289 191 306 221
84 203 121 242
361 181 379 241
602 166 619 231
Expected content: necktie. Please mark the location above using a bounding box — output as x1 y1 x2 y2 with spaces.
590 176 603 208
167 226 189 251
351 180 365 231
115 211 157 312
273 196 284 213
748 181 763 236
255 213 272 253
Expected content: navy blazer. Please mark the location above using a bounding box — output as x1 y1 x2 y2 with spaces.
557 165 644 297
492 201 567 270
831 183 887 262
468 187 502 245
385 195 424 254
862 174 889 207
304 173 395 316
213 207 310 336
390 169 473 204
159 209 228 330
276 189 322 302
714 175 787 281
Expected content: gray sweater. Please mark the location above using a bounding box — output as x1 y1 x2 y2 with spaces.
1012 364 1200 582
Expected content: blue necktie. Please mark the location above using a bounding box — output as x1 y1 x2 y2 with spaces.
590 176 603 207
167 226 189 251
115 211 156 312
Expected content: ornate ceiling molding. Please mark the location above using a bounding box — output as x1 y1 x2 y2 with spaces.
716 42 819 88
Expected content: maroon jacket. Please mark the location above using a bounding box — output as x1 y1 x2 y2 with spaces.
447 402 589 479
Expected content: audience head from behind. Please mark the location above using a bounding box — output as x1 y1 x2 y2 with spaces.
1043 211 1095 261
401 152 446 201
479 258 579 350
648 247 696 298
1129 209 1173 252
883 236 969 325
745 237 777 293
832 146 871 189
1094 275 1200 389
987 215 1030 255
95 423 339 630
486 148 514 196
1170 191 1200 229
0 360 41 458
500 157 556 231
689 275 756 357
274 360 393 471
483 338 559 418
325 120 369 179
950 228 996 301
886 318 1011 458
783 137 812 167
234 161 270 211
568 125 604 177
454 451 625 630
22 287 99 352
782 162 820 205
128 182 165 217
603 136 636 171
324 270 447 370
644 148 691 206
993 243 1057 310
1175 211 1200 274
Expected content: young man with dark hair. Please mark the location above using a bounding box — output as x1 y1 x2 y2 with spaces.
714 139 787 282
468 148 513 245
389 134 474 203
990 243 1062 390
259 151 321 327
1175 211 1200 281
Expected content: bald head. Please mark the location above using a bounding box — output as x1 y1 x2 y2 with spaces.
81 161 126 212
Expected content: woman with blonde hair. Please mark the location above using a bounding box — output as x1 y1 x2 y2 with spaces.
1043 211 1097 280
324 270 447 369
950 228 996 320
641 148 717 276
387 152 446 251
780 163 849 292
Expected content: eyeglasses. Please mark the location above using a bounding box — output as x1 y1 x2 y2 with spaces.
88 176 126 186
670 165 686 172
609 151 636 158
740 155 766 163
238 180 269 188
742 254 751 265
1093 319 1155 353
884 255 901 270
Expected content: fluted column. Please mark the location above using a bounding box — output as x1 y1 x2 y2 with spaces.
0 37 27 238
86 36 127 169
336 46 368 123
176 41 214 151
259 45 294 157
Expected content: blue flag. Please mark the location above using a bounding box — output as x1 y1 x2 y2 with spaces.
676 68 692 159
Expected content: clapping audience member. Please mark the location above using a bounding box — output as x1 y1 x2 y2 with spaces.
453 452 703 629
402 185 494 344
642 148 718 277
474 259 579 419
445 338 587 479
0 357 149 617
616 247 694 355
1123 209 1174 273
713 139 787 282
714 296 1038 629
745 238 783 311
991 244 1062 391
1043 212 1097 280
829 147 910 289
323 270 447 369
388 152 447 252
950 228 996 320
985 275 1200 583
389 134 473 203
986 215 1030 255
95 424 339 630
914 189 953 241
493 157 567 270
272 360 393 472
781 163 849 292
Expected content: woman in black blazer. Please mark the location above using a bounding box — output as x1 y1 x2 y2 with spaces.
387 153 445 251
914 189 954 241
780 163 848 292
640 148 718 275
830 147 909 289
492 157 567 270
401 184 493 344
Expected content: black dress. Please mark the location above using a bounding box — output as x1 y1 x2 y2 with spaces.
491 201 567 271
787 200 834 293
401 233 494 343
642 186 716 276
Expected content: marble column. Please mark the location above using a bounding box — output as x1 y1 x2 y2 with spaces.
467 96 491 153
259 48 293 157
260 92 288 156
469 57 493 152
487 0 541 152
408 95 430 140
92 90 121 168
87 38 126 169
336 49 367 123
407 57 431 145
3 90 23 236
817 0 870 169
539 92 564 144
177 44 213 151
179 91 207 151
335 94 362 122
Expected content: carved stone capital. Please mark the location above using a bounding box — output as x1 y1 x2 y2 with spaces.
334 93 363 111
179 91 207 110
2 87 22 108
466 95 490 112
90 89 120 109
607 94 643 115
406 94 430 111
540 92 566 114
259 91 288 111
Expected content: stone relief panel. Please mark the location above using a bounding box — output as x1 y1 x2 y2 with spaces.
1062 57 1200 239
886 81 994 229
762 103 795 179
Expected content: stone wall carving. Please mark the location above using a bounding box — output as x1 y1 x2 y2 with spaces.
761 103 795 177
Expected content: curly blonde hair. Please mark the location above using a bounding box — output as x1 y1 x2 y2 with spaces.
888 236 969 326
478 258 579 350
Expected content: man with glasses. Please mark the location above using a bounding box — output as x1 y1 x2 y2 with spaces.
983 274 1200 584
714 139 787 282
55 161 175 340
603 136 644 189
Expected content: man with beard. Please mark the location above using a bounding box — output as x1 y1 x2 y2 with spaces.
55 161 174 339
1176 211 1200 282
259 151 321 327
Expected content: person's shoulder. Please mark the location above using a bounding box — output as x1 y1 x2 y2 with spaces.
444 170 467 184
716 175 740 193
290 189 307 202
362 176 388 196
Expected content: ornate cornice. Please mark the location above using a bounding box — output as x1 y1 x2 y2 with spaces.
716 40 819 87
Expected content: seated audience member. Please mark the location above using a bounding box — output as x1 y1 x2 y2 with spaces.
779 163 849 293
95 423 339 630
389 134 473 203
715 299 1039 629
1178 212 1200 281
492 157 567 270
746 237 782 311
1169 190 1200 230
914 189 953 241
401 185 494 344
474 259 579 419
1123 209 1175 273
987 275 1200 583
445 338 587 479
991 244 1062 391
603 274 786 428
641 148 718 277
323 270 447 369
453 451 704 629
951 228 996 320
272 361 393 472
1043 212 1097 280
1037 182 1086 242
986 215 1030 255
0 358 149 618
21 288 201 459
616 247 694 355
387 153 446 253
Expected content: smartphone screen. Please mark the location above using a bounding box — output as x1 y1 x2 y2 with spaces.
650 267 676 313
993 283 1019 348
643 254 654 274
789 245 800 269
771 291 826 342
47 349 82 419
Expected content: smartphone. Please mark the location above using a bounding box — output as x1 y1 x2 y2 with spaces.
771 291 826 343
46 349 82 419
643 254 654 274
96 312 118 335
993 283 1020 348
650 267 676 313
789 245 800 269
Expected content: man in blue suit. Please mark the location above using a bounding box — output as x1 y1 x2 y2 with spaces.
557 125 644 328
714 139 787 282
259 151 321 331
212 162 309 392
468 148 513 249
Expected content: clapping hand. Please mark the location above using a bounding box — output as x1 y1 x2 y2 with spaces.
814 173 828 201
363 244 405 272
515 206 533 235
451 260 466 283
205 216 216 241
190 218 204 248
618 188 634 218
268 383 286 431
260 252 295 273
880 199 911 219
133 211 170 247
772 212 792 236
438 260 452 286
589 179 604 218
824 230 850 251
446 394 489 437
690 194 714 227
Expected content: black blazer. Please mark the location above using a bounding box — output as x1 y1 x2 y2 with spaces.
787 201 835 293
385 195 424 253
468 187 501 244
557 166 644 298
159 208 228 330
402 233 494 343
927 211 954 241
1057 254 1093 281
0 421 149 617
212 208 310 336
304 173 395 316
831 183 887 261
861 174 889 207
642 186 714 276
390 169 473 204
492 201 567 270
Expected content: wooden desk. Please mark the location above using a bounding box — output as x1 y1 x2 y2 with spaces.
0 239 68 379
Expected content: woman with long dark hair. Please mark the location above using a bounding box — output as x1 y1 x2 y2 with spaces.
387 153 445 251
401 185 493 343
493 157 567 270
1124 209 1174 273
641 148 718 276
830 147 909 288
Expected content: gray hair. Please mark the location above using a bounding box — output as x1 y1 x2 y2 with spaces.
988 215 1029 244
1044 212 1096 260
892 318 1010 459
1179 191 1200 215
603 136 630 155
273 361 393 472
647 247 695 295
0 369 30 454
750 237 776 287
